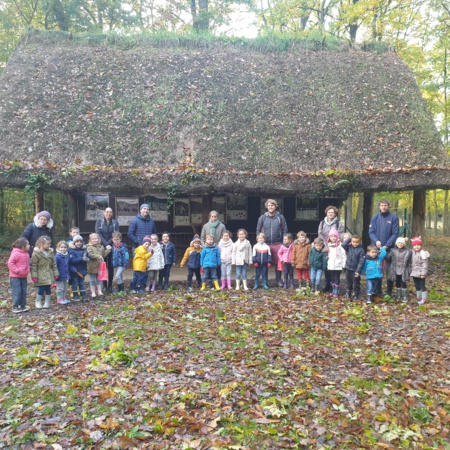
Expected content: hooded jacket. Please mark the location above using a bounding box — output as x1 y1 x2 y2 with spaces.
252 243 272 266
68 242 89 276
160 241 176 266
218 238 233 264
232 239 252 266
278 242 294 264
386 247 412 282
201 244 221 268
31 248 59 286
256 212 288 245
342 238 366 273
309 247 328 271
22 214 54 254
8 248 30 278
181 245 202 269
410 249 430 278
86 243 111 274
55 251 70 281
292 239 311 269
362 247 387 279
327 229 347 271
147 243 165 271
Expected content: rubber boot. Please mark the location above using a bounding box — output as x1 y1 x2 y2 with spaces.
214 280 221 291
43 295 51 309
366 294 372 304
402 288 408 303
276 271 283 288
387 280 394 297
221 279 226 290
201 282 207 291
263 279 269 290
227 279 232 290
354 289 360 301
35 294 43 309
243 280 248 291
290 279 294 289
97 283 103 296
235 280 240 291
283 280 287 289
416 291 422 304
253 280 259 290
334 284 340 298
145 280 151 292
57 290 64 305
90 286 97 298
151 281 156 292
314 284 320 295
300 280 306 291
345 289 352 300
117 283 124 292
418 291 427 305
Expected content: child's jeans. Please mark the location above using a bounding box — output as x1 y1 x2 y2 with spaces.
202 267 218 283
283 263 294 283
296 268 310 281
255 265 268 283
10 277 27 308
89 273 100 287
130 271 148 291
221 262 232 279
188 268 201 288
159 264 172 288
114 266 125 285
148 270 158 282
235 264 248 281
57 280 68 299
345 270 361 293
310 269 323 286
71 274 86 298
367 278 382 295
37 285 51 295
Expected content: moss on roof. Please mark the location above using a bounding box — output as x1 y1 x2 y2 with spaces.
0 30 448 194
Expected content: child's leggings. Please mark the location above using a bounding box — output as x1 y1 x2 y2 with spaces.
37 285 51 295
412 277 426 291
221 262 232 279
395 274 406 289
188 268 201 287
345 270 361 293
283 263 294 282
329 270 341 286
296 268 310 281
255 265 268 282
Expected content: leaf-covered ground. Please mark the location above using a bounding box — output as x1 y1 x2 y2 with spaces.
0 237 449 449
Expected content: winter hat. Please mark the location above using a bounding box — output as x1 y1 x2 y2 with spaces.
140 203 150 210
38 211 51 220
411 236 423 246
396 237 406 246
142 237 151 244
192 234 200 242
73 235 84 243
327 228 340 243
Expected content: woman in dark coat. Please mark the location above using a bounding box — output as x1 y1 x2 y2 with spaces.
22 211 54 255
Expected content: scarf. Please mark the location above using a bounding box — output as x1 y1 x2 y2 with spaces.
324 217 338 227
236 239 249 252
209 220 220 237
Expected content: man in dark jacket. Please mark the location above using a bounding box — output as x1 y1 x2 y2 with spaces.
368 199 399 295
22 211 54 255
128 204 157 253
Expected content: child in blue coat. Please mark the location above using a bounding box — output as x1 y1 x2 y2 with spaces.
55 241 71 305
362 246 386 304
200 234 221 291
159 232 177 290
68 235 89 301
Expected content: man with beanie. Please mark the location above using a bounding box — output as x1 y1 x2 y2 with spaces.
22 211 54 255
368 199 399 295
127 204 157 254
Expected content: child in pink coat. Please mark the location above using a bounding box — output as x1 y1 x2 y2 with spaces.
278 233 294 289
8 237 31 313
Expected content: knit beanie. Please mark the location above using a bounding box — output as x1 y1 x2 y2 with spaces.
142 237 151 244
38 211 51 220
395 237 406 246
73 235 84 243
140 204 150 210
411 236 423 246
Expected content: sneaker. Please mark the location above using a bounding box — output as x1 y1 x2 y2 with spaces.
57 299 65 305
21 306 29 312
13 307 21 314
187 287 192 291
418 299 426 305
366 298 372 304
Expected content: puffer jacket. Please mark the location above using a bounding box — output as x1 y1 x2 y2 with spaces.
68 243 89 276
31 249 59 286
8 248 30 278
342 238 365 273
86 243 111 274
252 243 272 266
362 247 386 280
386 247 412 282
309 247 327 271
256 212 288 245
160 241 176 266
133 245 153 272
22 214 54 254
200 245 221 268
327 229 346 271
55 251 70 281
128 214 157 248
232 239 252 266
180 246 202 269
410 250 430 278
292 240 311 269
218 239 233 264
147 244 165 270
278 242 294 264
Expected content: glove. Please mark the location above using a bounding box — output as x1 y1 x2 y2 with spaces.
200 267 204 274
267 263 272 268
32 277 38 283
55 276 60 281
149 249 154 255
253 263 258 268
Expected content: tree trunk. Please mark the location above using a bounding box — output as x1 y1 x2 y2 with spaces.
0 188 4 234
362 192 373 249
35 190 44 214
433 190 438 236
412 190 426 238
355 193 363 235
444 190 449 237
345 193 354 234
66 193 78 229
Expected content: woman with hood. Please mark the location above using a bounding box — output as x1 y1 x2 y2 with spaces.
21 211 54 255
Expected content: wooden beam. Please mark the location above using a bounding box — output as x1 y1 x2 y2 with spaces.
412 190 426 237
362 192 373 249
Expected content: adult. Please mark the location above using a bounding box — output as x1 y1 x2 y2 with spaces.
368 198 399 295
22 211 54 255
317 205 345 292
256 199 288 287
128 204 157 253
95 207 119 292
201 210 226 285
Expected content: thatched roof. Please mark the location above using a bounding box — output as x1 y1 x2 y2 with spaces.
0 30 448 196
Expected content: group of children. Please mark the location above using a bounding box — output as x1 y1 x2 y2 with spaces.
8 223 431 312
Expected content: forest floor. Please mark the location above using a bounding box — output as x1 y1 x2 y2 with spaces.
0 237 449 449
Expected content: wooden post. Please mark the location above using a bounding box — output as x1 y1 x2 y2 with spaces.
412 190 426 238
66 193 78 228
362 192 373 249
35 190 44 213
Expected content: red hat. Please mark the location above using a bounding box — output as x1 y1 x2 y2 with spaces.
411 236 422 246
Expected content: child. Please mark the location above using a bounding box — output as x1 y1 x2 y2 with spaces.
146 234 165 292
55 241 71 305
67 227 80 244
362 245 387 304
253 233 272 290
327 228 347 298
180 236 202 291
86 233 111 298
130 237 153 293
309 238 327 294
292 231 311 290
68 235 89 301
112 232 129 292
410 236 430 305
8 237 30 313
218 230 233 290
200 234 221 291
31 236 59 309
159 232 176 290
342 234 366 300
278 233 294 289
232 229 252 291
386 237 412 302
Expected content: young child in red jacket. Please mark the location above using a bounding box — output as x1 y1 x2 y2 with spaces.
8 237 31 313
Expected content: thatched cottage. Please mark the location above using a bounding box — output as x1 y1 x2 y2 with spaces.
0 31 448 244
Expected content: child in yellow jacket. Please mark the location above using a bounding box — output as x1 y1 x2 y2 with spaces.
130 238 153 293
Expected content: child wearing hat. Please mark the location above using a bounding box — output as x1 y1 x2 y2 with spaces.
410 237 430 305
130 237 154 293
386 237 412 302
68 234 89 301
180 235 202 291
